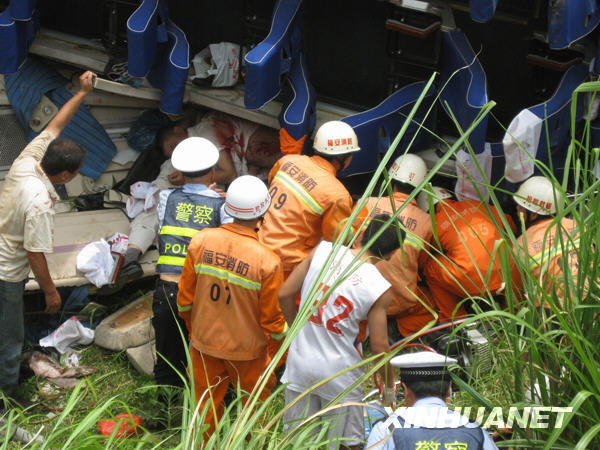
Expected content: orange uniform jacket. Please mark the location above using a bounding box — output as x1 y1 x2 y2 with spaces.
258 154 353 271
355 193 435 336
510 217 579 307
423 200 515 320
178 223 287 361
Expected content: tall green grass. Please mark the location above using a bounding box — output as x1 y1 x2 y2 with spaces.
2 74 599 449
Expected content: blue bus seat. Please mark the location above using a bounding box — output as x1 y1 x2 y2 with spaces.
440 30 489 155
10 0 36 21
278 52 316 144
527 63 587 174
127 0 189 115
0 6 37 74
127 0 168 77
146 19 189 115
470 0 498 23
244 0 303 110
5 57 117 180
548 0 600 50
340 81 435 177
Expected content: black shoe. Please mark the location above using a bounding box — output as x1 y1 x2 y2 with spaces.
119 261 144 283
96 262 143 296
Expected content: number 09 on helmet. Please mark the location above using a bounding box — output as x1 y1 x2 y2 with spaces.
225 175 271 220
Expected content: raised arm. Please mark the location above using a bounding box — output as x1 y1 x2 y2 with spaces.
45 71 95 137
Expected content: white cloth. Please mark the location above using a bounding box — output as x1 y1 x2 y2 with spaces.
454 143 493 202
126 181 160 219
76 239 114 287
152 159 176 191
188 112 259 178
192 42 240 87
282 241 391 401
503 109 543 183
0 131 58 282
366 397 499 450
39 316 94 354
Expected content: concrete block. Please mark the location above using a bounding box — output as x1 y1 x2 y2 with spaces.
126 340 156 377
94 293 154 350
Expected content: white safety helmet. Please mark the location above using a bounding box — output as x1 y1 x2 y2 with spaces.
417 186 454 212
225 175 271 220
389 154 427 187
171 137 219 173
312 121 360 155
513 176 559 215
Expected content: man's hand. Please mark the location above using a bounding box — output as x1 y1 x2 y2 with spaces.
208 183 226 198
44 289 62 314
79 71 96 95
168 171 185 186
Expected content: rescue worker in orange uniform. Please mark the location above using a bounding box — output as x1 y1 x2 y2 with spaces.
509 176 579 307
177 175 287 435
258 121 359 278
354 154 435 340
422 187 516 320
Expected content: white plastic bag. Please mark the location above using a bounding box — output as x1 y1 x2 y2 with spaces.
76 239 114 287
39 316 95 354
126 181 159 218
503 109 543 183
192 42 240 87
454 143 493 201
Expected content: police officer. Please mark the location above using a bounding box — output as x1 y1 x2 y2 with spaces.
367 352 498 449
153 137 232 387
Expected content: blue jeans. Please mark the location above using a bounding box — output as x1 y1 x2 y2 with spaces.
0 279 25 392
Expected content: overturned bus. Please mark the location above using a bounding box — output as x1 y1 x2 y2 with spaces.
0 0 597 290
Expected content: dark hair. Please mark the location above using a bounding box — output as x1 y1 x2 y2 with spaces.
317 152 351 166
404 379 451 400
361 213 404 258
392 179 415 195
41 138 86 176
155 125 179 151
181 167 213 179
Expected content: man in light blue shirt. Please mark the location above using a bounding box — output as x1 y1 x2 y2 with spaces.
367 352 498 450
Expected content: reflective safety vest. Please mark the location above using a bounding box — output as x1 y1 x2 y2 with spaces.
391 415 485 449
157 189 225 274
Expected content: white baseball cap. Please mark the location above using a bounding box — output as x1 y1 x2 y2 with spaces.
171 137 219 173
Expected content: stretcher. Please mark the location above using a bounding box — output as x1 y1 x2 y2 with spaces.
439 30 489 155
244 0 303 110
341 82 435 176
